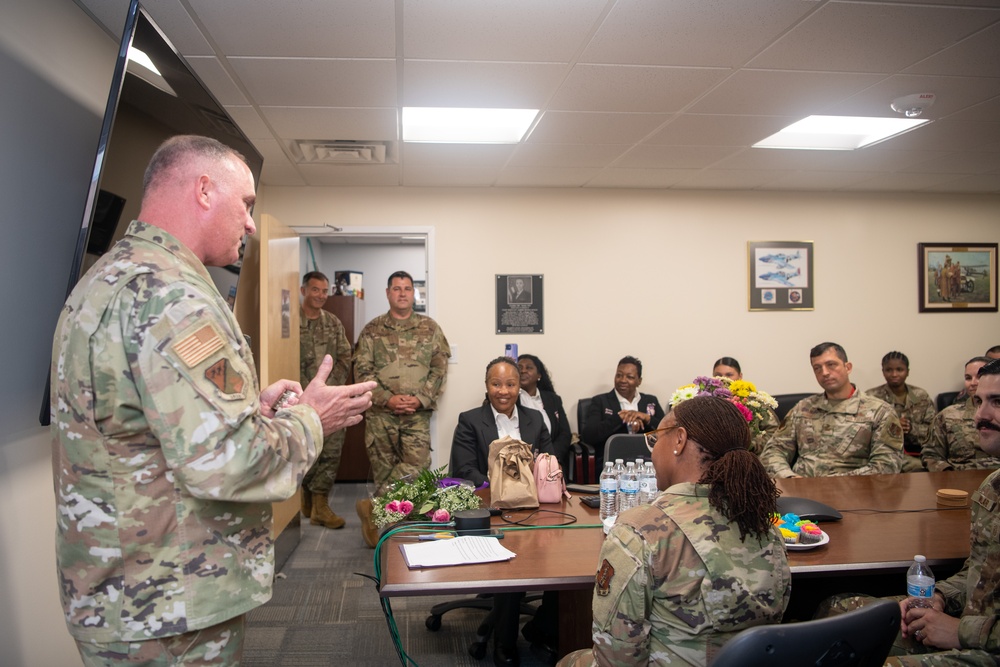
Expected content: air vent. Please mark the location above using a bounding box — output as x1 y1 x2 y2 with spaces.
293 140 391 164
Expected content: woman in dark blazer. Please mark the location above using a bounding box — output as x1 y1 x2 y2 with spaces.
516 354 572 473
582 355 665 468
448 356 554 665
450 357 553 487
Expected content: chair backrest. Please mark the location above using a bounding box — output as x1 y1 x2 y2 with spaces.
710 599 900 667
772 392 814 424
936 390 960 412
576 397 592 445
604 434 649 466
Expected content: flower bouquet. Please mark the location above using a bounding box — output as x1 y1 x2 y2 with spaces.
670 375 777 437
370 466 482 529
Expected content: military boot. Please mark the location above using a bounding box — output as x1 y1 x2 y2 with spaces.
356 497 379 548
300 489 312 518
310 492 346 529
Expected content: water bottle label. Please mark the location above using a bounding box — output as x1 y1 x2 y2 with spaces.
622 481 639 493
601 479 617 492
906 581 934 598
639 480 651 492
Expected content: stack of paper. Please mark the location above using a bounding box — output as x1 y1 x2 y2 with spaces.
399 535 516 569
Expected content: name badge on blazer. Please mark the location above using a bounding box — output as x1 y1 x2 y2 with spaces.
604 408 614 416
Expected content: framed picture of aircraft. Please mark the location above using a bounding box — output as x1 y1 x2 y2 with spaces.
918 243 997 313
747 241 814 311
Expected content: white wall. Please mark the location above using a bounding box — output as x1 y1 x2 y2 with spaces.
0 0 117 664
261 186 1000 469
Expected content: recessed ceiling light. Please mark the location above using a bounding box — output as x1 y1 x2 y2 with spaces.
754 115 930 150
402 107 539 144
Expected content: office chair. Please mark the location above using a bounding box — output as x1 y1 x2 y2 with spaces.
604 433 649 466
936 390 960 412
772 392 814 425
710 599 900 667
425 594 540 659
571 397 597 484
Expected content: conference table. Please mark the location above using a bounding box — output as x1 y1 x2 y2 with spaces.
378 469 992 654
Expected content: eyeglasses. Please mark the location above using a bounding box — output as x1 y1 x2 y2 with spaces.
644 424 681 453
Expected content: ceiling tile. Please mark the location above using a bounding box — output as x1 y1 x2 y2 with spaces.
828 73 1000 118
260 107 398 141
673 169 782 189
905 20 1000 77
185 56 249 105
615 144 739 169
527 112 671 144
187 0 396 57
758 170 873 191
582 0 817 67
403 0 608 62
228 58 397 107
690 69 884 116
259 162 307 187
299 163 401 187
402 60 566 108
644 114 794 146
748 2 998 73
402 143 516 168
586 168 701 188
508 143 631 168
401 165 500 187
921 174 1000 193
224 106 271 139
847 171 968 191
495 166 601 187
550 64 730 113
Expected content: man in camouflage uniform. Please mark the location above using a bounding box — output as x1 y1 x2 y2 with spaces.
817 359 1000 666
51 136 375 664
924 357 1000 472
761 342 903 477
353 270 450 545
299 270 353 528
557 484 791 666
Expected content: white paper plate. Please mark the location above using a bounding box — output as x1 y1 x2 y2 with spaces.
786 530 829 551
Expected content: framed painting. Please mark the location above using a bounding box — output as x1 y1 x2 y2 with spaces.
918 243 997 312
748 241 814 311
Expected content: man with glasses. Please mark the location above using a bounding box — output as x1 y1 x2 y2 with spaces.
760 342 903 478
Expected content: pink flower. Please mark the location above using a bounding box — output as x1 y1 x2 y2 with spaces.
730 399 753 423
385 500 401 513
431 509 450 522
399 500 414 515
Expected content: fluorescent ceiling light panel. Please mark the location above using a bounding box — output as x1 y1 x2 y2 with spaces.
403 107 538 143
754 115 930 150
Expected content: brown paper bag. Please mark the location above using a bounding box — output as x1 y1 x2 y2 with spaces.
488 436 539 509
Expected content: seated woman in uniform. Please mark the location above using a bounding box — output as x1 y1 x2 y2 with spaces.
711 356 779 455
865 351 936 472
583 356 665 468
517 354 572 474
559 396 790 667
449 356 554 665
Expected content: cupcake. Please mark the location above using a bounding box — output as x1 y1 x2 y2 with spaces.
779 527 799 544
799 523 823 544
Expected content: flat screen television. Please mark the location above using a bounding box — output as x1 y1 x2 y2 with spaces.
40 0 263 425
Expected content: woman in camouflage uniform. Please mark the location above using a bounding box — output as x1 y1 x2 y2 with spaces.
559 397 790 666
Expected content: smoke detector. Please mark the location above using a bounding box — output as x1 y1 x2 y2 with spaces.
891 93 935 118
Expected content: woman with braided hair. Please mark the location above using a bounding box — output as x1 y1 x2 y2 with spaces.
559 396 790 667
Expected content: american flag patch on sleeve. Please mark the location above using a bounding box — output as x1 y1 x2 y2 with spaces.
173 324 224 368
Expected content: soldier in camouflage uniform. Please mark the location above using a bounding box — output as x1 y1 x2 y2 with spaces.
559 397 790 667
815 361 1000 666
761 342 903 478
866 351 937 473
299 271 353 528
354 270 450 545
50 136 375 664
923 357 1000 472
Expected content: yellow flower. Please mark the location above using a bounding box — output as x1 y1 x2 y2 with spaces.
729 379 756 398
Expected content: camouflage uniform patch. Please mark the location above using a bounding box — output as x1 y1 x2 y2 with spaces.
923 399 1000 472
760 388 903 478
354 311 450 492
51 221 324 644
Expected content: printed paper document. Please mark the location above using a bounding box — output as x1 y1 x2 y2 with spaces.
399 535 516 569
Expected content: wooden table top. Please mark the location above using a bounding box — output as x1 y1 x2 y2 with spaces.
379 469 992 597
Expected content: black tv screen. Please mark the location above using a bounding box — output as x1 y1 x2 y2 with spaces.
40 0 263 425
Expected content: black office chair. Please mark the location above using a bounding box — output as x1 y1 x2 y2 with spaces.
571 397 597 484
710 599 900 667
936 390 960 412
425 594 539 659
604 433 649 465
772 392 814 425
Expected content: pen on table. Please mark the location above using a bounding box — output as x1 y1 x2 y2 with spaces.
418 532 456 541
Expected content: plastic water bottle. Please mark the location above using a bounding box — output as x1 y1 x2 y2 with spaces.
619 462 640 512
613 459 626 511
599 462 618 521
639 462 658 504
906 555 935 609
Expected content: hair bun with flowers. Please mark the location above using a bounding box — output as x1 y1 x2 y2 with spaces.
670 376 777 436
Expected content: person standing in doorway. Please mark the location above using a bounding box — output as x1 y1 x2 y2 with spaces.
353 270 451 546
299 271 353 528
